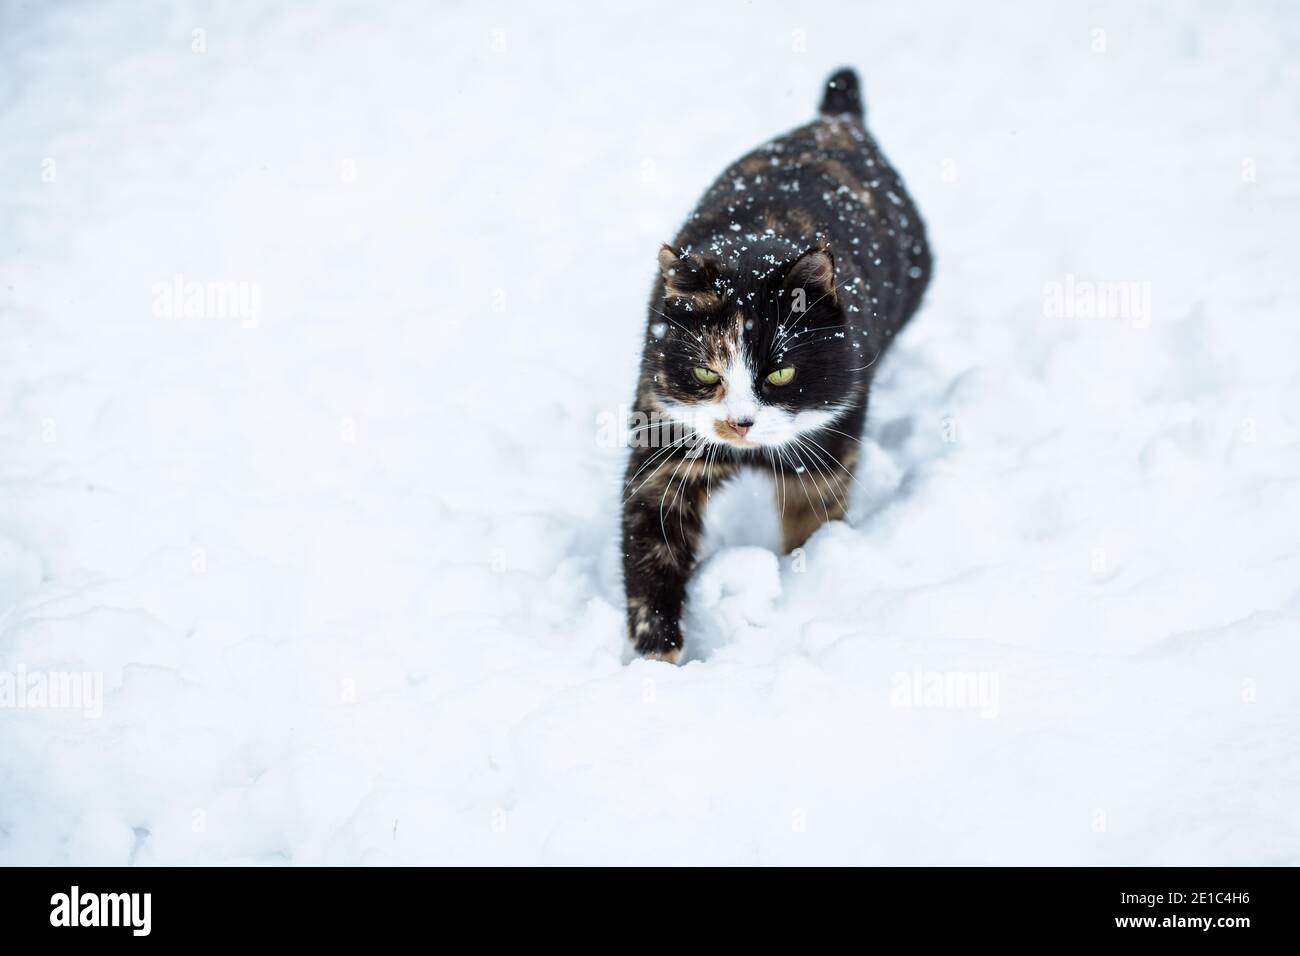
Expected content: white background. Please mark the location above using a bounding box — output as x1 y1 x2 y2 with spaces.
1 0 1297 864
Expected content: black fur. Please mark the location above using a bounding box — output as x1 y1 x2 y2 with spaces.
820 67 864 117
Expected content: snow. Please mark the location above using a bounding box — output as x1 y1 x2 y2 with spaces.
2 1 1298 864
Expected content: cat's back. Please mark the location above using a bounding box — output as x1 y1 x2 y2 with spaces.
675 71 931 339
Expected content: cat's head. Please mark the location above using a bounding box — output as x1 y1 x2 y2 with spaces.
647 238 859 450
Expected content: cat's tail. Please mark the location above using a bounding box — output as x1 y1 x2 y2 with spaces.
819 67 864 118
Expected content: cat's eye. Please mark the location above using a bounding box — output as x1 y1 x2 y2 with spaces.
766 367 796 386
693 367 720 385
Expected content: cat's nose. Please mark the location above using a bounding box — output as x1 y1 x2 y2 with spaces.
728 417 754 438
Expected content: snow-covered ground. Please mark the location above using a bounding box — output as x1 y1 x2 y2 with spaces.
1 0 1298 865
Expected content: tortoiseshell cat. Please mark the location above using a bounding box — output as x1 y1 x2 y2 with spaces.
622 68 931 662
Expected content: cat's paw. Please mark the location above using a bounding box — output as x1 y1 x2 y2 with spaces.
641 645 682 665
628 602 684 664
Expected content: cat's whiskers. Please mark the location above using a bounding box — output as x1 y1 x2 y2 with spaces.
624 432 698 501
626 420 677 439
669 435 704 541
794 447 832 523
765 447 788 520
776 278 855 344
775 446 798 520
777 333 845 356
789 436 847 516
658 435 703 546
647 306 699 341
703 440 720 503
780 323 842 339
814 425 865 446
846 346 884 373
779 442 828 523
648 307 714 364
794 431 867 503
625 428 689 481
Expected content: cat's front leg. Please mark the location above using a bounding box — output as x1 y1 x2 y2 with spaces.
621 445 718 663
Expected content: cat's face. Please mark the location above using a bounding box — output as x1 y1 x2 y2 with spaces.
648 241 858 451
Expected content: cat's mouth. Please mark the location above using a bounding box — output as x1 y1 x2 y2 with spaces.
713 420 761 448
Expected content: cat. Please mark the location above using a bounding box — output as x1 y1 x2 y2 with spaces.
622 68 931 663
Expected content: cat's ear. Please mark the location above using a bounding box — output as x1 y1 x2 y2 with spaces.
658 245 723 310
784 241 838 307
